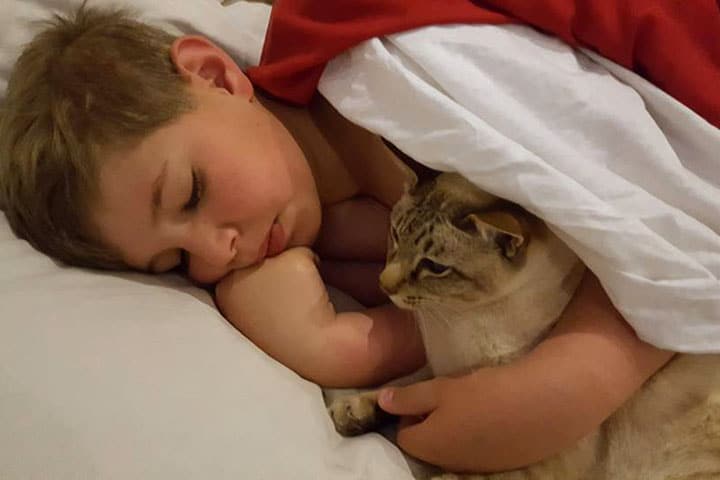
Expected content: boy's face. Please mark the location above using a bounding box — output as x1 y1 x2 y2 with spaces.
91 83 321 284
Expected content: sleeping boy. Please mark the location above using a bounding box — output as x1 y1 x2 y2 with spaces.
0 4 671 474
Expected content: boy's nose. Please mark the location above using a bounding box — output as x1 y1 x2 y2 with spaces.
184 224 239 273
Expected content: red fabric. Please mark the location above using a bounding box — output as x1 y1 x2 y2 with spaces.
246 0 511 105
246 0 720 129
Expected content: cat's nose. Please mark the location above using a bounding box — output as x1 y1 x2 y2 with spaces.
379 263 403 294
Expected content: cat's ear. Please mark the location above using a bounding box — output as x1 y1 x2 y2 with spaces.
460 212 526 259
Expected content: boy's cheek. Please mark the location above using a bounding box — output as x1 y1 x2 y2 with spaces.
189 262 231 285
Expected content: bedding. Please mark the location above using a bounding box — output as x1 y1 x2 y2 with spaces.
316 24 720 353
0 1 414 479
249 0 720 129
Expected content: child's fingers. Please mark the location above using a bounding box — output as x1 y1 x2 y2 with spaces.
395 406 470 470
394 414 446 465
377 380 440 416
395 418 427 456
397 414 425 430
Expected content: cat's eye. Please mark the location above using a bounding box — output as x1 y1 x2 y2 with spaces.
418 258 451 276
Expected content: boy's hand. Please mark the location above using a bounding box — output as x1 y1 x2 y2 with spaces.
378 376 469 471
378 371 512 473
216 246 322 312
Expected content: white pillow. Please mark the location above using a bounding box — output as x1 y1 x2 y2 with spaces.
0 1 414 479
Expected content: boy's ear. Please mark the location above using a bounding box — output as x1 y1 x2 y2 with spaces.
170 35 253 99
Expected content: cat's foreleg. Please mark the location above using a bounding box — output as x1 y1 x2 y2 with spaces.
328 365 433 436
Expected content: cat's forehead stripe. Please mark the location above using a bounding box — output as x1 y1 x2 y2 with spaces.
423 239 434 254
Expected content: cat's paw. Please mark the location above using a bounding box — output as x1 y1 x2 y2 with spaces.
328 392 386 436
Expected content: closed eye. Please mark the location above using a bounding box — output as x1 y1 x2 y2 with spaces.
183 169 202 212
178 249 190 273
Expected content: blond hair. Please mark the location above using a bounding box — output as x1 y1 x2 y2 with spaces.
0 3 195 269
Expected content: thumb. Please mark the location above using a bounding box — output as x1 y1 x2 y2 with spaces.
378 380 439 416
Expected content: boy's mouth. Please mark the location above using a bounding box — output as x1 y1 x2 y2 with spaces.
267 220 287 258
255 218 286 263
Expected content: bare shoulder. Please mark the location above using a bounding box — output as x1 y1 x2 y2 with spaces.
304 95 415 207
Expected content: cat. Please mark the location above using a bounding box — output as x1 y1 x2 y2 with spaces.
327 172 720 480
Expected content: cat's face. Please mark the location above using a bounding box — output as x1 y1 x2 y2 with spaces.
380 173 529 309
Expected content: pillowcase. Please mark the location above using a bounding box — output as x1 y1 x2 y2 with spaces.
0 1 414 479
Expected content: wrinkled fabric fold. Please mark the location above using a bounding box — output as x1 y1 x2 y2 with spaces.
317 25 720 352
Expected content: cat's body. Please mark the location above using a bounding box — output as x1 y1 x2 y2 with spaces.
414 215 583 376
328 173 720 480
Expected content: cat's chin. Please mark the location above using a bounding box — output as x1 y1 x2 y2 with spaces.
387 295 417 310
423 294 501 310
390 293 481 310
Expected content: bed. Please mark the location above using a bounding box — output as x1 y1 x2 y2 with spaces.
1 1 719 479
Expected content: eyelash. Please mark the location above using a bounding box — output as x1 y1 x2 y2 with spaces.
178 249 189 272
183 169 203 212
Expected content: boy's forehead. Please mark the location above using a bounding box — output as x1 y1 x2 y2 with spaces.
91 151 164 271
100 142 162 193
93 128 173 228
99 101 195 177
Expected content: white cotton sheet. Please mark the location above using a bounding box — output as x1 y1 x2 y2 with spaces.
319 24 720 353
0 1 415 479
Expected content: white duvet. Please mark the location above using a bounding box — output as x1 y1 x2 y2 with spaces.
319 24 720 353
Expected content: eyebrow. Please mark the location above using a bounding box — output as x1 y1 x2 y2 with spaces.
147 160 169 272
151 160 169 225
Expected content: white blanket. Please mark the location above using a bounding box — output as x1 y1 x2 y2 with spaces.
319 24 720 353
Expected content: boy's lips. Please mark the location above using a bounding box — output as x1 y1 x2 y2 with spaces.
256 220 286 263
267 221 287 257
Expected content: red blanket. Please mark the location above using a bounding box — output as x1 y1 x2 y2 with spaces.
246 0 720 129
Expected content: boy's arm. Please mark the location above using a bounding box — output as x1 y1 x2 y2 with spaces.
378 273 674 473
317 260 388 307
215 247 425 388
314 196 392 307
